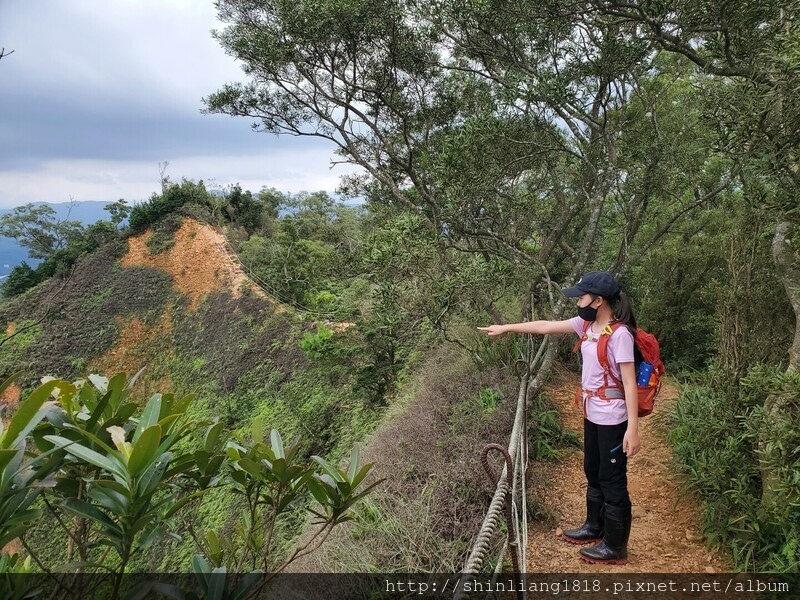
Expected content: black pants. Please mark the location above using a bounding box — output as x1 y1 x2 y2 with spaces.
583 419 632 522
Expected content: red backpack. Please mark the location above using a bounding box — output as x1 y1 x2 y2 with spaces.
573 321 665 417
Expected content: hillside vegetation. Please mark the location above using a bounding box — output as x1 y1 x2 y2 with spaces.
2 0 800 584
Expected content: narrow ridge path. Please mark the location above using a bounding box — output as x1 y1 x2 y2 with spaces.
525 375 729 574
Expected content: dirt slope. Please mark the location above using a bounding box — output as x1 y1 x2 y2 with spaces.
120 219 267 310
525 376 729 573
91 218 274 378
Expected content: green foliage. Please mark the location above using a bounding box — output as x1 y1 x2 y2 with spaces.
0 373 379 597
1 263 41 298
527 393 581 461
477 387 500 412
146 213 183 255
129 180 213 232
668 366 800 572
0 373 62 549
104 199 130 229
0 203 83 260
299 324 334 360
224 185 263 233
0 552 34 600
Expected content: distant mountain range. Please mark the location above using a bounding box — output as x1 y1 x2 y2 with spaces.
0 201 112 279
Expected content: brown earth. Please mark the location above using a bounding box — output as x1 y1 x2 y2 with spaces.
525 375 729 575
120 218 271 310
91 218 275 379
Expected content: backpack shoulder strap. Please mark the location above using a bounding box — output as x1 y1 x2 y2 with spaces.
571 319 592 354
597 322 624 386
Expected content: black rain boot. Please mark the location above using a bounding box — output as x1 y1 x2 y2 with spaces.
579 515 631 565
561 489 604 545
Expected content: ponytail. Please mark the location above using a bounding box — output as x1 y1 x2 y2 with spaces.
609 290 637 336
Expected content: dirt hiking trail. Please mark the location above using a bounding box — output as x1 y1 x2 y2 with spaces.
526 376 729 574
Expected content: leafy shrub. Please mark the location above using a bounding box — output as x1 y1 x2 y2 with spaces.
1 262 40 297
146 213 183 254
1 372 379 597
668 364 800 572
129 180 213 232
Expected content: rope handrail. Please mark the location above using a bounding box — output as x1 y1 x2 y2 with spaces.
455 337 549 599
455 371 530 598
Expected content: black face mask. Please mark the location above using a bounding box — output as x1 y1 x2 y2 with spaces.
577 303 598 322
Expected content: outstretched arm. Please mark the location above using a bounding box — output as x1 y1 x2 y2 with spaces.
477 319 575 337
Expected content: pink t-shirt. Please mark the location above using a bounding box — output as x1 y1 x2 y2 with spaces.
570 316 635 425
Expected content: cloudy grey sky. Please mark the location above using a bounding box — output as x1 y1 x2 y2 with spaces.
0 0 355 210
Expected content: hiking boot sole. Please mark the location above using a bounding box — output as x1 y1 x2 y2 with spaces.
578 553 628 565
560 535 602 545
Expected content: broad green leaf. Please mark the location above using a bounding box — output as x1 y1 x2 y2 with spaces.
128 425 163 477
204 421 225 453
236 458 264 480
270 429 285 459
0 525 33 549
0 448 18 473
206 530 220 554
87 485 128 515
350 462 376 490
139 452 172 494
1 508 42 531
171 393 194 416
156 414 181 434
306 477 332 506
206 568 226 600
312 455 345 483
62 425 120 457
85 388 114 431
192 554 211 588
61 498 120 532
2 380 60 449
347 445 361 482
135 394 162 442
44 435 127 481
230 572 263 600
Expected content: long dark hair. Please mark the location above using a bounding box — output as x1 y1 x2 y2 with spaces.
609 290 641 362
609 291 637 333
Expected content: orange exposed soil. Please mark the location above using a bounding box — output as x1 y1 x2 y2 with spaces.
90 313 173 390
525 376 729 575
92 218 276 380
120 219 270 310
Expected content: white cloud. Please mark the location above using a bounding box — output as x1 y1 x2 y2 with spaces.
0 151 362 208
0 1 362 209
1 0 242 115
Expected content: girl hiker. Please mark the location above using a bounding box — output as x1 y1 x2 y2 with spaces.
477 271 638 565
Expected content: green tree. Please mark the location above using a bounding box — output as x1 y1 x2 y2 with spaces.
0 203 84 260
1 263 40 298
593 0 800 369
207 0 734 414
103 199 130 229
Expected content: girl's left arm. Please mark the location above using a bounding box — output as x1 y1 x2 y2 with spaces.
620 362 640 457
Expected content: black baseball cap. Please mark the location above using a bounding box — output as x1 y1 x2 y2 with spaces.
562 271 620 299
